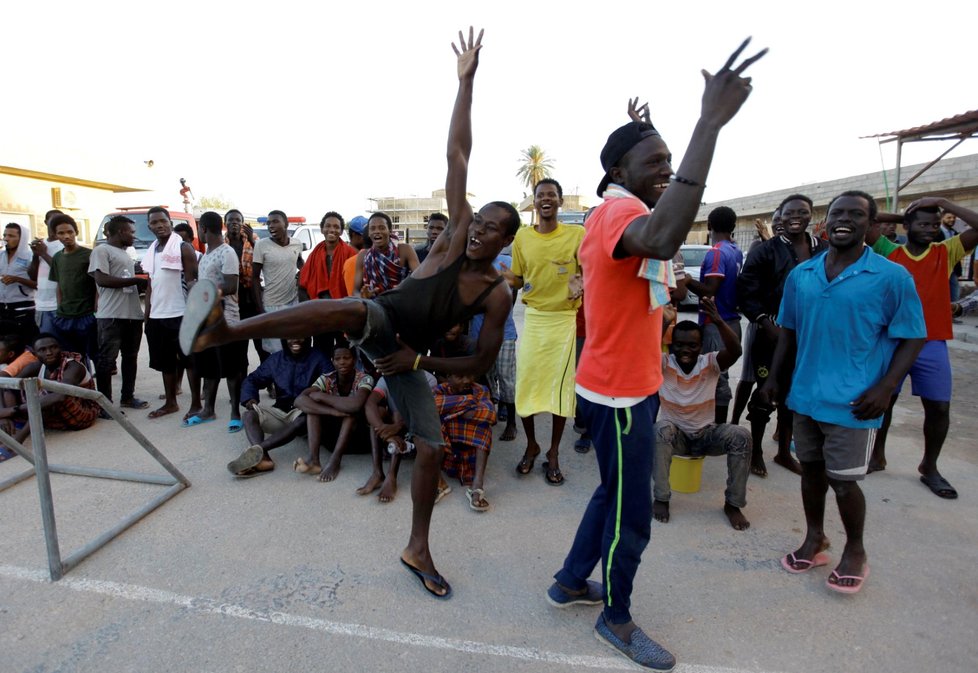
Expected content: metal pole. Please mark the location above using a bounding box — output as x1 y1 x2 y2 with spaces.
60 483 186 575
894 140 902 210
23 377 64 580
38 380 191 487
48 464 178 485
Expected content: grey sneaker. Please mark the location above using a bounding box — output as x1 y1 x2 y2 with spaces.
546 580 603 608
593 613 675 671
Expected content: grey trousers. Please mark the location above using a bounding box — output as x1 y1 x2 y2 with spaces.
652 421 751 508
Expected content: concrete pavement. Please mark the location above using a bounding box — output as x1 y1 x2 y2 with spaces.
2 301 976 673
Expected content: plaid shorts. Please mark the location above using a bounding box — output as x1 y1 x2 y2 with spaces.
488 339 516 404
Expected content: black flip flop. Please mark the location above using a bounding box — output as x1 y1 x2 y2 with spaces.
400 558 452 599
516 452 538 476
920 473 958 499
179 279 221 356
542 460 565 486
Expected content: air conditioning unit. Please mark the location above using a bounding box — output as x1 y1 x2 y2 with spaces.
51 187 79 209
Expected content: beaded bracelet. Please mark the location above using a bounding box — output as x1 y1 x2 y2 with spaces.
670 174 703 188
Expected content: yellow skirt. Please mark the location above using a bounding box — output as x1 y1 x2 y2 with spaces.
515 306 578 418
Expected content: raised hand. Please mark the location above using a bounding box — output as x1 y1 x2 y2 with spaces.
452 26 484 80
905 196 947 214
700 37 767 128
700 295 721 322
627 97 651 123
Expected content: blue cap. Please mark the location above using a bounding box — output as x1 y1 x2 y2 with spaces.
348 216 368 235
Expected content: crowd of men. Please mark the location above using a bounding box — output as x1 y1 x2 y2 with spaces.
2 28 976 673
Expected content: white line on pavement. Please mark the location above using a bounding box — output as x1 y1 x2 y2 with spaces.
1 564 782 673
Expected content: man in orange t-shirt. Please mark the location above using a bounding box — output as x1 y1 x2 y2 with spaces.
546 41 765 671
867 197 978 499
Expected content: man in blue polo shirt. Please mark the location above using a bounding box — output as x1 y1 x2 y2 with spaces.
759 190 925 595
685 206 743 424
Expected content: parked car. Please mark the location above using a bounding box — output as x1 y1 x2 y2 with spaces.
678 243 712 311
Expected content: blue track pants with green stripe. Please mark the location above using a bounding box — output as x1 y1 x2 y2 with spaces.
554 393 658 624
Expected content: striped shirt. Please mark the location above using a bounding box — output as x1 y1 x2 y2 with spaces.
658 352 720 434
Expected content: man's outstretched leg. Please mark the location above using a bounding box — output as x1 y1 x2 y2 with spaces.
182 282 367 355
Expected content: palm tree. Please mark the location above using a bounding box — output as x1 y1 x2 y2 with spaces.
516 145 554 224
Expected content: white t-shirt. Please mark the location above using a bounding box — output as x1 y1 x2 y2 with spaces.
657 352 721 434
198 244 241 324
148 248 187 320
35 239 64 311
253 238 301 306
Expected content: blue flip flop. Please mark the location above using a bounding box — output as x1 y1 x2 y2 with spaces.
182 415 215 428
227 419 244 433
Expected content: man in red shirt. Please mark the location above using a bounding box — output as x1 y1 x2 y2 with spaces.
866 197 977 499
545 40 765 672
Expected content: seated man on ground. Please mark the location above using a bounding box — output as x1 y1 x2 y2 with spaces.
434 372 496 512
0 334 36 377
293 345 374 482
652 298 751 530
357 370 438 503
0 334 101 447
226 337 331 477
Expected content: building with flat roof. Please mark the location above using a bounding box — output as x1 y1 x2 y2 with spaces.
688 153 978 250
0 165 149 243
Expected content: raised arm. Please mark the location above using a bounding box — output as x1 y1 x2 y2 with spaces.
909 197 978 251
619 38 766 259
433 26 483 261
701 296 742 370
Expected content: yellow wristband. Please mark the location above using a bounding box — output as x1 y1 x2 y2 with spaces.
412 353 422 371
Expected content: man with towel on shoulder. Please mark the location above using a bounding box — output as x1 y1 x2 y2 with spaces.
143 206 199 420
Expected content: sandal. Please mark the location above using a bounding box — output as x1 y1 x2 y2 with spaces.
120 398 150 410
542 460 565 486
435 483 452 504
516 450 539 475
465 487 489 512
400 557 452 600
292 458 320 474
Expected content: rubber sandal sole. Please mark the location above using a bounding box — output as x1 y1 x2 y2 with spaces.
179 279 221 356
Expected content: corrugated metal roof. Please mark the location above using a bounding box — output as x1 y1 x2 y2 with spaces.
865 110 978 140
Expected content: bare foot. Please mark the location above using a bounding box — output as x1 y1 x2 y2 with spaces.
318 459 341 482
148 404 179 419
867 459 886 474
750 454 768 478
378 477 397 503
500 423 518 441
182 407 203 423
724 503 750 530
773 453 802 475
653 500 670 523
356 471 384 496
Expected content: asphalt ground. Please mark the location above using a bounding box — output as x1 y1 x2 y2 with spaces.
1 302 976 673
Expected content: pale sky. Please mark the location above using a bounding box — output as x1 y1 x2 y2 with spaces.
6 0 976 221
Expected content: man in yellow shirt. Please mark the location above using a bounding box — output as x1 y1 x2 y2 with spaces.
508 178 584 485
